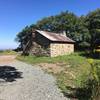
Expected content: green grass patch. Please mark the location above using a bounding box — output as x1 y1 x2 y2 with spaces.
17 53 86 65
0 50 17 55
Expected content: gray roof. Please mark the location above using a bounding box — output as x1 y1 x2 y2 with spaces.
36 30 75 43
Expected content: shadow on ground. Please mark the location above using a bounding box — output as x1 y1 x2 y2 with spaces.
63 86 92 100
0 66 23 82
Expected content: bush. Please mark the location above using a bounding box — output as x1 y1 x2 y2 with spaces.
81 60 100 100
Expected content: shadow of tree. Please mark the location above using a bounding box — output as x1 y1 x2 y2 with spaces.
63 86 92 100
79 51 100 59
0 66 23 82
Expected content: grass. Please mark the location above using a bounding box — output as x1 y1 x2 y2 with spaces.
17 52 100 100
17 53 86 65
0 50 17 55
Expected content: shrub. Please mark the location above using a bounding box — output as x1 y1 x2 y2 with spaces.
81 59 100 100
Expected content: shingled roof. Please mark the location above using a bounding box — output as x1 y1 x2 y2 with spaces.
36 30 75 43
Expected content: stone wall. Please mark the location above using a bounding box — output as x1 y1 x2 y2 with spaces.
29 32 51 56
29 42 50 56
50 43 74 57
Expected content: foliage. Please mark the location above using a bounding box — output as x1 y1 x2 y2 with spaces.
85 9 100 51
37 11 80 39
0 50 17 55
82 60 100 100
15 25 37 50
79 42 90 49
74 59 100 100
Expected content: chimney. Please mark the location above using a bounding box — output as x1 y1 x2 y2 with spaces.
62 31 66 37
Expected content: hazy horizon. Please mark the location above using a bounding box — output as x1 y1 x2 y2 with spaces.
0 44 18 50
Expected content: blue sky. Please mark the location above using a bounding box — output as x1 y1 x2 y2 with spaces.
0 0 100 49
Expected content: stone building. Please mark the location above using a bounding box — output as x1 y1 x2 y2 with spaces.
24 30 75 57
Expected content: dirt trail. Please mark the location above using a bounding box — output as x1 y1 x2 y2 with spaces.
0 55 16 64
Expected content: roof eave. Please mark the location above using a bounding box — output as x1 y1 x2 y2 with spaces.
51 40 75 44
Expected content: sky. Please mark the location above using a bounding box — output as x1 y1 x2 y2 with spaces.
0 0 100 49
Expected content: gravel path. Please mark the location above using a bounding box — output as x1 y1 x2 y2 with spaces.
0 56 68 100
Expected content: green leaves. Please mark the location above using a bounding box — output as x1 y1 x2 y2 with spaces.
85 9 100 48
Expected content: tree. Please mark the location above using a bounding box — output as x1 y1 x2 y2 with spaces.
85 9 100 51
15 24 37 50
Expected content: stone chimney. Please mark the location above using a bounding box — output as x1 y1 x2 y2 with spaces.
62 31 66 37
